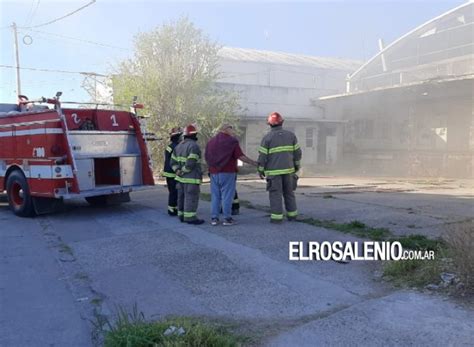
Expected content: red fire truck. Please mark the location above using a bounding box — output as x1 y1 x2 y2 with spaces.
0 93 155 217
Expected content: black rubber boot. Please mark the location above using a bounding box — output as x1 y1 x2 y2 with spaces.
187 219 205 225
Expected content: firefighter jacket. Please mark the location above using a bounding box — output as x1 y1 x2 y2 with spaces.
170 138 202 184
163 140 179 178
258 125 302 176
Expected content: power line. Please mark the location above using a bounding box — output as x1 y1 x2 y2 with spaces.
0 64 106 76
25 0 41 27
19 0 96 29
22 29 129 51
24 0 36 26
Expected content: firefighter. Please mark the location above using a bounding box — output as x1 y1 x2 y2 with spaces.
170 124 205 225
232 190 240 215
258 112 302 223
163 127 182 216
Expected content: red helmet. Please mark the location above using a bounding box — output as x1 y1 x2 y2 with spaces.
183 124 198 136
169 127 182 136
267 112 284 126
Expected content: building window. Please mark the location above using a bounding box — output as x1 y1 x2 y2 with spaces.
306 128 314 148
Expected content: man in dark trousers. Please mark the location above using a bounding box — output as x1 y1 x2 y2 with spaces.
205 124 257 226
162 127 182 216
170 124 205 225
258 112 302 223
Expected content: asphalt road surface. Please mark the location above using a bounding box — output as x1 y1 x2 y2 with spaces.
1 178 473 346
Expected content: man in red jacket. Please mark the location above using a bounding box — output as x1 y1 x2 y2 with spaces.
205 124 257 226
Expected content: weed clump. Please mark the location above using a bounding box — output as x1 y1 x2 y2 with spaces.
103 305 243 347
444 221 474 293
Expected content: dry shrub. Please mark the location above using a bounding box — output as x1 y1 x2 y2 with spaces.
444 220 474 292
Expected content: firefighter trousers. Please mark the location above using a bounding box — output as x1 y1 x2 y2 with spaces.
177 182 200 222
266 174 298 221
232 190 240 212
166 177 178 214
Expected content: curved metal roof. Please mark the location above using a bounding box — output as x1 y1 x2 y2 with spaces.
349 1 474 81
219 47 362 71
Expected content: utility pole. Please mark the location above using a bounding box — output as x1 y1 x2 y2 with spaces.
12 22 21 96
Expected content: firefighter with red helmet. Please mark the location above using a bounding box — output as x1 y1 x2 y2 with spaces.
170 124 205 225
258 112 302 223
163 127 183 216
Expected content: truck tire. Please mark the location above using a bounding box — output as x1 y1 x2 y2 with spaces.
85 195 108 206
6 170 35 217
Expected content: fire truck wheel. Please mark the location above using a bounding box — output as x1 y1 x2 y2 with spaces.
6 170 35 217
85 195 108 206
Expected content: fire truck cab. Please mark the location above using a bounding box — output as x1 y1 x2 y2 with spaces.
0 94 155 217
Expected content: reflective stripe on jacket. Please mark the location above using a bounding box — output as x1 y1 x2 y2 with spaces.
163 141 179 178
258 125 302 176
170 138 202 184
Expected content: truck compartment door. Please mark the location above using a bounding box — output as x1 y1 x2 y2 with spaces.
120 156 142 186
75 159 95 191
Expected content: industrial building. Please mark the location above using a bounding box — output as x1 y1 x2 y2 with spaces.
216 47 360 173
317 1 474 178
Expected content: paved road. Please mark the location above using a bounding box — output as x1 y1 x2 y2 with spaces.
0 196 91 347
0 179 473 346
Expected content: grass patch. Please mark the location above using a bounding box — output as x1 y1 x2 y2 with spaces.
383 238 449 289
298 218 390 241
103 305 246 347
383 258 443 288
389 234 444 251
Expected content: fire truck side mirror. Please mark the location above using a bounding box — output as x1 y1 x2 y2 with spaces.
55 91 62 99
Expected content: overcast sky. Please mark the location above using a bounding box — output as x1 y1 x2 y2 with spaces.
0 0 463 102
